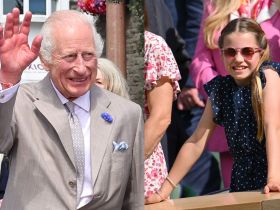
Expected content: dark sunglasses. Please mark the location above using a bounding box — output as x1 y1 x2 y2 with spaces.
221 47 262 60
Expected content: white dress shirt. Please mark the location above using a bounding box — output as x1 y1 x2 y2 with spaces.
52 83 93 208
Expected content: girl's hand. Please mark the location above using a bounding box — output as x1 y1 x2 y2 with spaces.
145 190 167 204
264 179 280 193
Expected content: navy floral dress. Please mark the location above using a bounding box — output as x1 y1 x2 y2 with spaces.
204 61 280 192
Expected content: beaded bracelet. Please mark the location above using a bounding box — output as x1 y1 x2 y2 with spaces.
166 176 177 188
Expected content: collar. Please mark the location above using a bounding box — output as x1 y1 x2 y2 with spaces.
51 80 90 112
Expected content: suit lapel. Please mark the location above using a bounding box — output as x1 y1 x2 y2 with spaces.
31 78 114 183
89 86 114 186
32 75 76 167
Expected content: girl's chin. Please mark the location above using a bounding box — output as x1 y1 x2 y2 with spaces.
233 77 250 86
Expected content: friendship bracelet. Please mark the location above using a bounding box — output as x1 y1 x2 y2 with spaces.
166 176 177 188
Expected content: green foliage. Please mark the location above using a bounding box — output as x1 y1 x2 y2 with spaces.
127 0 144 55
127 0 143 21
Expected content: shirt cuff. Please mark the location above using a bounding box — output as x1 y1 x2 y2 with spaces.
0 83 20 103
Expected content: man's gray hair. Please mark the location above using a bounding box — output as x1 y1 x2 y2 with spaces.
40 10 104 63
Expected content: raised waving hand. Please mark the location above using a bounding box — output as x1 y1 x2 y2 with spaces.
0 8 42 84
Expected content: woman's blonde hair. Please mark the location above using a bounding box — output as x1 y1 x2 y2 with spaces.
218 18 270 141
97 58 130 99
204 0 240 49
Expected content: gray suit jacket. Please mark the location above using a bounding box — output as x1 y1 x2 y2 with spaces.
0 75 144 210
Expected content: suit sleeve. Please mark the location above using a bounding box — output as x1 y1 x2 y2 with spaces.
0 92 16 153
122 105 144 210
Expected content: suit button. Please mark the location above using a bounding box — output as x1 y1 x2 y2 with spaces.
68 180 76 188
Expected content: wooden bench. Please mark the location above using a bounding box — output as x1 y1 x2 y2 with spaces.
145 191 280 210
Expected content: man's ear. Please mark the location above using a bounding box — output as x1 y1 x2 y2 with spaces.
39 54 51 71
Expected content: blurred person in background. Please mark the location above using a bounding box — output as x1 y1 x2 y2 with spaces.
145 0 221 197
96 58 130 99
144 6 181 198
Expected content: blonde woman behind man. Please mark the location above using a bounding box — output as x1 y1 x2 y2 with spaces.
96 58 130 99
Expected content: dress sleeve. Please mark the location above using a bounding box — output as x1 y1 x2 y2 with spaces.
144 31 181 100
259 61 280 88
204 76 224 125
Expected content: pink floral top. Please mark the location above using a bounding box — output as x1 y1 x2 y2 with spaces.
144 31 181 197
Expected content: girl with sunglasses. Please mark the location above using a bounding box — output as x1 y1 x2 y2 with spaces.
145 17 280 204
183 0 280 190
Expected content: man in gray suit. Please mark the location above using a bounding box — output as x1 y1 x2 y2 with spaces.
0 8 144 210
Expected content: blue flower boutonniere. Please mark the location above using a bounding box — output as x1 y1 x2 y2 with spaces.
101 112 113 123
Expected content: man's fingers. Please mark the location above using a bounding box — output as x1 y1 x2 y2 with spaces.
19 11 32 36
177 101 185 110
4 8 21 39
177 97 192 110
185 94 205 109
12 8 20 34
193 97 205 107
30 35 43 56
3 13 14 39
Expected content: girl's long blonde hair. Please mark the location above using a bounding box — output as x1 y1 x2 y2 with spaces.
204 0 241 49
218 18 270 141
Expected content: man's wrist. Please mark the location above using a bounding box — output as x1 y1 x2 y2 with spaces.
0 81 13 90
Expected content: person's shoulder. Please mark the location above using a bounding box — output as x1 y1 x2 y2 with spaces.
260 61 280 73
259 61 280 87
18 75 51 97
145 31 162 39
18 79 42 96
145 30 167 46
20 80 40 89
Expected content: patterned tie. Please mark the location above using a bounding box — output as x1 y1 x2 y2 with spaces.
65 101 85 202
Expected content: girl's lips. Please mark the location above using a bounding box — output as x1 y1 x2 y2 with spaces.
233 66 247 70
